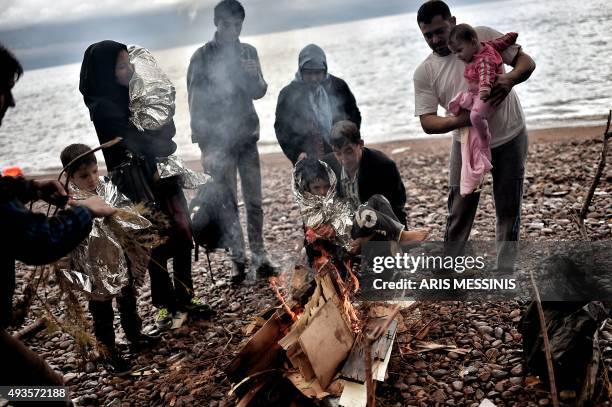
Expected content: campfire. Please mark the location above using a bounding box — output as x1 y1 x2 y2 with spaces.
225 246 401 406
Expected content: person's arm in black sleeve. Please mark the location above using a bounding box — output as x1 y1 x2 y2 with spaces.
387 161 407 226
2 200 93 265
0 176 38 204
338 79 361 128
274 88 301 164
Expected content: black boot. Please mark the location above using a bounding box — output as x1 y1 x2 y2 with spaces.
230 261 246 285
128 332 161 353
252 256 278 278
104 347 132 377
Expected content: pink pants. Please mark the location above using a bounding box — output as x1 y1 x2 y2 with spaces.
449 91 494 196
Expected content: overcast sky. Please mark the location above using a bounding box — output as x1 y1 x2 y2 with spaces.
0 0 213 28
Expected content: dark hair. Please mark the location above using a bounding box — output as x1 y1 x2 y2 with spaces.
300 159 330 191
60 143 97 177
417 0 451 25
330 120 361 149
214 0 245 24
449 23 478 46
0 43 23 90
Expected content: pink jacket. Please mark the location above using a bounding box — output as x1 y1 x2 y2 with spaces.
464 32 518 95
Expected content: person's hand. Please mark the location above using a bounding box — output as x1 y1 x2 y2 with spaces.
70 196 116 218
479 89 491 101
451 109 471 129
297 152 308 162
483 73 514 107
33 179 68 207
314 223 335 239
241 59 260 77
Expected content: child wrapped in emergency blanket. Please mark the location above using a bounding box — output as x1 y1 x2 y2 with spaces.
59 143 161 375
292 159 428 279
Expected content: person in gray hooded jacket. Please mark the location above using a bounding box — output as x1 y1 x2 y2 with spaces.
275 44 361 165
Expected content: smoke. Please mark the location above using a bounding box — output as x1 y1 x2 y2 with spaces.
176 0 217 21
186 33 268 260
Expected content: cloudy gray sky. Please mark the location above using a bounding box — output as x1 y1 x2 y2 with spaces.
0 0 485 69
0 0 201 28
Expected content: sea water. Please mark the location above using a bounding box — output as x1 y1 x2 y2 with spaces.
1 0 610 173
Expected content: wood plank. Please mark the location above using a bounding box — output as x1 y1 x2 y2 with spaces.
339 380 367 407
225 311 289 383
298 300 355 389
340 320 397 383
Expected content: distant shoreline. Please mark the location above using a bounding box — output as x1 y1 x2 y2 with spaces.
29 124 605 179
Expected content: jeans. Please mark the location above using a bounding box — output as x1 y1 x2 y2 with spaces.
444 128 528 268
200 141 266 265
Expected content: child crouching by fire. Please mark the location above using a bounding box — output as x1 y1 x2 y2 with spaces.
293 158 429 276
59 143 160 376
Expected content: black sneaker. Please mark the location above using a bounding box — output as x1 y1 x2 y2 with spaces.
106 349 132 377
230 261 246 285
185 298 215 319
128 332 161 353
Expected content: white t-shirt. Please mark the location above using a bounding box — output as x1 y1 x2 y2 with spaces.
413 26 526 148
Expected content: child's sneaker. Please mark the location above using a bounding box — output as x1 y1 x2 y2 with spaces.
155 307 173 331
185 297 215 319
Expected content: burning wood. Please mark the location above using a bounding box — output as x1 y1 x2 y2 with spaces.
269 276 298 321
227 244 405 406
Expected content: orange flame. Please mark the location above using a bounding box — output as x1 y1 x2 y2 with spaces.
269 275 298 321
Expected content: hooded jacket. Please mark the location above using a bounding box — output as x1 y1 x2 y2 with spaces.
187 33 267 151
275 44 362 164
79 40 177 172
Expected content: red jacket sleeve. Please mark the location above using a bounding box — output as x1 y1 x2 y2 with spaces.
489 32 518 52
477 58 496 95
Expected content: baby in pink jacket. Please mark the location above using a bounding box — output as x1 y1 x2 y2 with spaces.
447 23 518 196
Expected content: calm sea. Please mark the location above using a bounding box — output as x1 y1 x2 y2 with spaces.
1 0 611 173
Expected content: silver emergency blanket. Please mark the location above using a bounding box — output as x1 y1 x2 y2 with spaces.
156 154 211 189
292 160 353 248
60 177 152 300
128 45 176 131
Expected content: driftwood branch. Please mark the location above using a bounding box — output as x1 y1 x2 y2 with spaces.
529 270 559 407
574 110 612 239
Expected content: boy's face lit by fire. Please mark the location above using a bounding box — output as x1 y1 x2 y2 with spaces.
71 162 99 193
115 50 134 88
308 177 330 197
